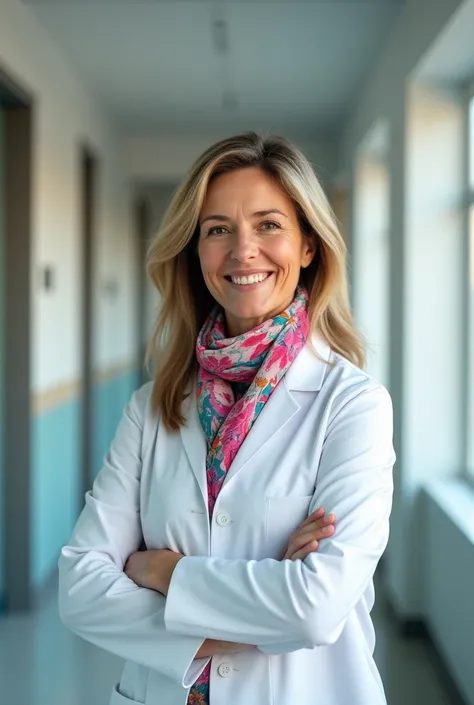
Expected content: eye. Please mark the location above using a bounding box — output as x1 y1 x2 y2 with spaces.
207 225 229 237
260 220 281 231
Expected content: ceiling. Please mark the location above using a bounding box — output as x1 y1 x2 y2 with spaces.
23 0 405 137
415 0 474 85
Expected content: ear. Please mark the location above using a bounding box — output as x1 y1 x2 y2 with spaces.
301 234 316 269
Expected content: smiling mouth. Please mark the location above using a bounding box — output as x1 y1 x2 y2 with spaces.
225 273 272 286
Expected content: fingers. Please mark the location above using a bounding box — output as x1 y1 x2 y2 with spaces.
296 512 336 543
300 508 336 530
283 510 336 561
281 508 337 561
289 540 319 561
304 521 335 540
300 507 325 528
288 522 335 555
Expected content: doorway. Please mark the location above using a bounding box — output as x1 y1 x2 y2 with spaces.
134 182 177 385
135 197 151 387
0 68 33 613
80 148 98 501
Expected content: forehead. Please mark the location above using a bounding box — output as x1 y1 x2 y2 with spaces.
201 167 294 215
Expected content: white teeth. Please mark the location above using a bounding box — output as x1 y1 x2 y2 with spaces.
230 273 269 285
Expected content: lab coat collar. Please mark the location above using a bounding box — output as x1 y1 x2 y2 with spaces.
285 334 331 392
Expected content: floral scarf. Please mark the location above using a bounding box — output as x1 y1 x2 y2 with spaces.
188 286 309 704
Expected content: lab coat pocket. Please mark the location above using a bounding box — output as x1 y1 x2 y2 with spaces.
265 495 313 559
109 684 144 705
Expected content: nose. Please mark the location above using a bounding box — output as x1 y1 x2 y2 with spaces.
230 228 259 262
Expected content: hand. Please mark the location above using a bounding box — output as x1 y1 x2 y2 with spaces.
282 507 335 561
125 548 183 595
196 639 256 659
197 509 336 658
125 551 254 659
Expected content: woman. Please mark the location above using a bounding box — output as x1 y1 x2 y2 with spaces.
59 132 395 705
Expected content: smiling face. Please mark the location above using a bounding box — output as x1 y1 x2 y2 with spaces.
198 167 316 337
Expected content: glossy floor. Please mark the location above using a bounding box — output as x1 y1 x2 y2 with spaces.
0 578 458 705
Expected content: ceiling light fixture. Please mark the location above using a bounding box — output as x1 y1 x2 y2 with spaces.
212 19 229 56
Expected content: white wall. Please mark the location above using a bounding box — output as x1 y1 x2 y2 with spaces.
340 0 466 617
353 154 390 388
394 81 465 615
0 0 142 594
340 1 474 701
423 482 474 705
404 83 464 482
0 0 136 392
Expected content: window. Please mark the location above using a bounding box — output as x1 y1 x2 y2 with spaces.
467 97 474 478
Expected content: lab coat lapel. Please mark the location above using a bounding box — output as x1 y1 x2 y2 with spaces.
224 378 300 485
224 337 330 485
179 391 208 506
179 376 300 499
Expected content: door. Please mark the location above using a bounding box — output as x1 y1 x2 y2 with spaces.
135 198 151 386
0 69 33 612
135 182 177 383
80 149 97 500
0 106 4 614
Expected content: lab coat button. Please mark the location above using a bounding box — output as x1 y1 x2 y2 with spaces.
217 663 232 678
216 512 231 526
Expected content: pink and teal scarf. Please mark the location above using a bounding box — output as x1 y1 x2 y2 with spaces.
189 286 309 704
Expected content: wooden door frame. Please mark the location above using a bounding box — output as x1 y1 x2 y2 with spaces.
0 66 33 612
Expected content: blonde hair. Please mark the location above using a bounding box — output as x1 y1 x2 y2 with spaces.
146 132 365 430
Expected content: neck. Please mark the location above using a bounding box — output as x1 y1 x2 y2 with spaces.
224 300 294 338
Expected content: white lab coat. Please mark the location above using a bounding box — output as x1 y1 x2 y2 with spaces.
58 336 395 705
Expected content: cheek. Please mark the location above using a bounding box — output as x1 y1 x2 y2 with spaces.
269 237 305 271
198 244 222 278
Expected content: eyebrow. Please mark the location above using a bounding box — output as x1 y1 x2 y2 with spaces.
200 209 288 225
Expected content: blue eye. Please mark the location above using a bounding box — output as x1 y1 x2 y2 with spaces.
261 221 280 231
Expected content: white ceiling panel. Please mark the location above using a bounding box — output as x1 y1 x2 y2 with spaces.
23 0 404 135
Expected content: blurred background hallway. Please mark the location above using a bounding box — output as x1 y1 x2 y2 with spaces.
1 0 474 703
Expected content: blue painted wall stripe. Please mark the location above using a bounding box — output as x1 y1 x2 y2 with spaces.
30 368 140 588
92 369 140 479
31 399 81 586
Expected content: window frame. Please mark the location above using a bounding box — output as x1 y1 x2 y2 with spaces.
465 86 474 486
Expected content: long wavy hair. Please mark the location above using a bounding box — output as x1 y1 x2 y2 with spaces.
146 132 364 430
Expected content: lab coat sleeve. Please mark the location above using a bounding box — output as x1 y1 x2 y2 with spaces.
164 383 395 650
58 386 209 688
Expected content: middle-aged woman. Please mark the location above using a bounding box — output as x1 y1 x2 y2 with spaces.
59 132 395 705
